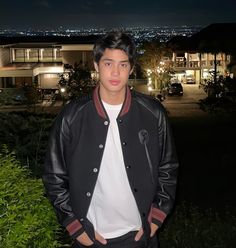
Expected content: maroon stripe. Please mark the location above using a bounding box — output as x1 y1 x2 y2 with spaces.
93 86 107 118
93 85 131 118
66 219 82 236
120 87 131 117
152 208 167 223
148 207 152 223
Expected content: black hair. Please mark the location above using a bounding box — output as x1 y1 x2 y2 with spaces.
93 31 136 67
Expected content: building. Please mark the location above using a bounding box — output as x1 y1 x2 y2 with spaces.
167 23 236 83
0 36 98 90
0 23 235 92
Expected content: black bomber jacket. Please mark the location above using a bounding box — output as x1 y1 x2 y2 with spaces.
42 86 179 242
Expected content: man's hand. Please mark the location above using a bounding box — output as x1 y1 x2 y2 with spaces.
95 231 107 245
76 232 94 246
76 231 107 246
150 223 158 237
134 228 144 241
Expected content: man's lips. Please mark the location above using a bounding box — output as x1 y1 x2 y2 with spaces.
109 80 121 85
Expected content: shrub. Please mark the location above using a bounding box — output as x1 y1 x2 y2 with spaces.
0 148 64 248
0 112 55 177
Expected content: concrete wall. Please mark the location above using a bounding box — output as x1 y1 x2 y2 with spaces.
62 51 94 69
39 74 60 89
0 48 10 67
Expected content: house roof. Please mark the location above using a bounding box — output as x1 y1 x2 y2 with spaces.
0 35 101 46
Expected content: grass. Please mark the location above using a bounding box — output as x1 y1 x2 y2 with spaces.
170 115 236 210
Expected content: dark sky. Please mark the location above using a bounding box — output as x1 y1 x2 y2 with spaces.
1 0 236 29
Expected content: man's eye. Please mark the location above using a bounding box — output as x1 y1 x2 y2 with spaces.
105 62 111 66
121 63 128 68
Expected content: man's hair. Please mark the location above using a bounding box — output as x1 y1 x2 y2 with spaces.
93 31 136 67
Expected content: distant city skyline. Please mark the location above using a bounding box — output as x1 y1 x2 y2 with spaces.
0 26 202 43
1 0 236 29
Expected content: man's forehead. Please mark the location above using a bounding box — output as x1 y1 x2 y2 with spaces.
103 48 128 57
101 48 129 62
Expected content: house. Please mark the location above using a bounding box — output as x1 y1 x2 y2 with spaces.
1 23 236 92
167 23 236 83
0 35 98 90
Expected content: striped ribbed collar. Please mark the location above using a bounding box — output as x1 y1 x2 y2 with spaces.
93 85 131 119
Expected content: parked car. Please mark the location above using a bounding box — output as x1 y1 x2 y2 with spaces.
167 82 183 96
185 76 196 84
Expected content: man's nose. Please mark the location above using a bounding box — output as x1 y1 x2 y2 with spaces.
111 65 120 76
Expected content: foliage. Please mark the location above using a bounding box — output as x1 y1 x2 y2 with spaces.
0 148 63 248
0 88 26 105
159 202 236 248
199 76 236 113
58 63 97 101
138 40 173 90
0 112 55 177
23 85 41 107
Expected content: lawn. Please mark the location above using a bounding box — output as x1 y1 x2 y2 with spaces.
170 114 236 210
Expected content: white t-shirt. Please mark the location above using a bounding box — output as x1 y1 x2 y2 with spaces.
87 101 142 238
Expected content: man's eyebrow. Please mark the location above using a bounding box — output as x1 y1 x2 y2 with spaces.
101 58 130 63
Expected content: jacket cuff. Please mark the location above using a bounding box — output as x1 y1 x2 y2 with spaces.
66 219 84 239
148 207 167 228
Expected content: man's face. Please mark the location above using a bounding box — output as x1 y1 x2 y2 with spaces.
94 48 133 102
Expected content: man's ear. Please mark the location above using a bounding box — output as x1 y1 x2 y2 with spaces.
94 62 99 73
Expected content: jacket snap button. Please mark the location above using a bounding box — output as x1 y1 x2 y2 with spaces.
126 165 131 169
104 121 109 126
118 119 123 123
99 144 103 149
134 188 138 192
86 192 91 197
93 168 98 173
122 142 127 146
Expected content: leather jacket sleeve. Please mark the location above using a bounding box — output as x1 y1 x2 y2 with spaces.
42 106 84 238
151 105 179 228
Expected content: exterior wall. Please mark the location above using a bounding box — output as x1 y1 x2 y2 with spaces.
13 48 62 62
62 51 94 70
15 77 33 87
0 48 10 67
171 51 231 83
38 74 60 89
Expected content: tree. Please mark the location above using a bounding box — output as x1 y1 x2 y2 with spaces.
58 63 97 101
138 40 173 91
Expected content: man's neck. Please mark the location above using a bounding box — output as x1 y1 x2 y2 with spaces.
100 89 126 105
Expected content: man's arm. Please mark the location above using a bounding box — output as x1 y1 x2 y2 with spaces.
151 109 179 228
42 108 85 239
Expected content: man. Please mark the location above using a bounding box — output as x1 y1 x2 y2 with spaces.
43 31 178 248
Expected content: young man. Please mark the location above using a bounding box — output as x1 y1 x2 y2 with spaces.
43 31 178 248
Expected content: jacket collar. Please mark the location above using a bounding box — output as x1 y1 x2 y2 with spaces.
93 85 131 119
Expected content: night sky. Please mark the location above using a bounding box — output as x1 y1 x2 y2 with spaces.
1 0 236 29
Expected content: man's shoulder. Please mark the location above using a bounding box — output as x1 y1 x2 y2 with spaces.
57 94 93 122
132 90 167 118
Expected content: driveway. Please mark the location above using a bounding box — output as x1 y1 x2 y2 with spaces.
162 84 207 117
0 84 208 116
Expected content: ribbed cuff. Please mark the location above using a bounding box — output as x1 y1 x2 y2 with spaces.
148 206 167 228
66 219 84 238
151 207 167 223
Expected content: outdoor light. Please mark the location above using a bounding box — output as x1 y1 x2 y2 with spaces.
147 69 152 76
64 73 69 79
60 87 66 93
160 61 165 66
148 86 153 91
